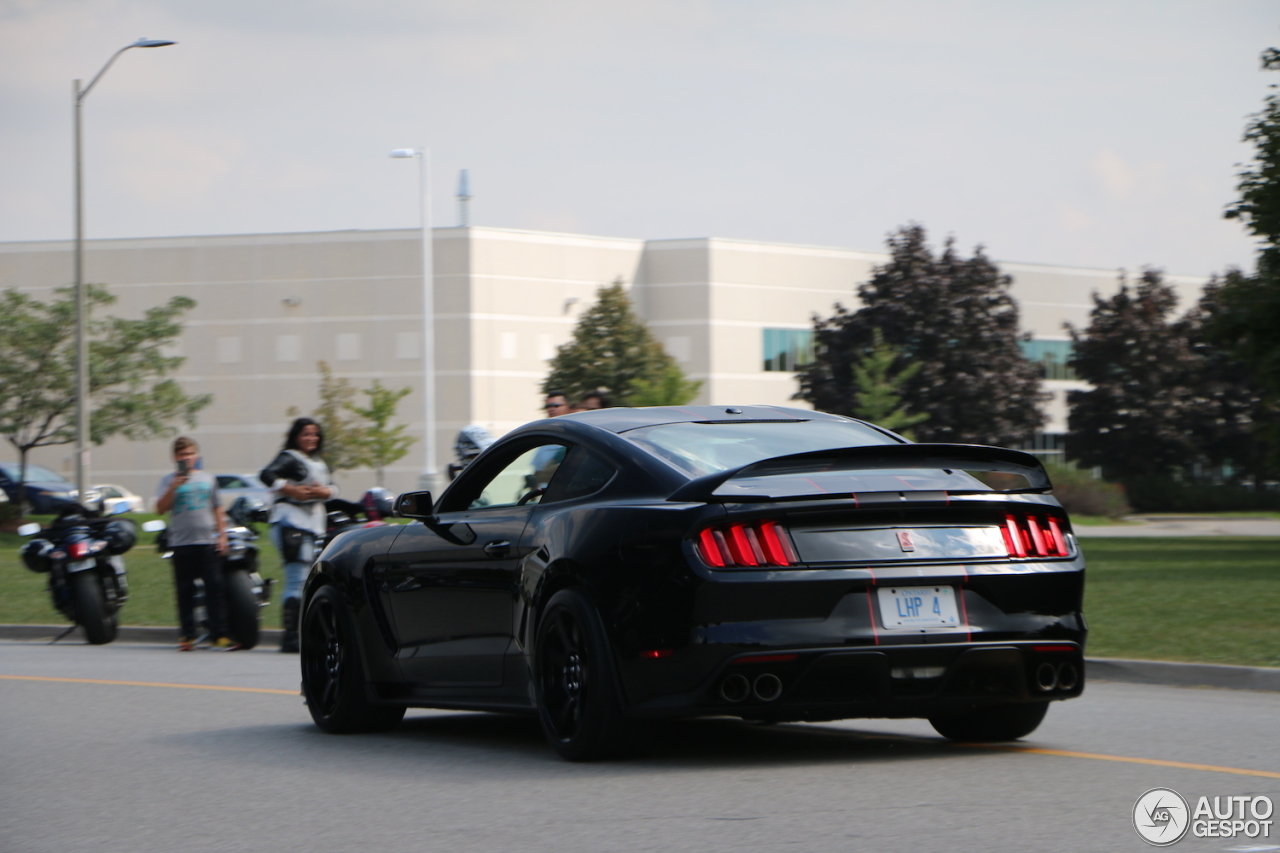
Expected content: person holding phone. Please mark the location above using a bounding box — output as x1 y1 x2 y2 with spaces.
259 417 336 653
155 436 234 651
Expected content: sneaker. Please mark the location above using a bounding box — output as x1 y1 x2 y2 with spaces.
211 637 243 651
177 637 196 652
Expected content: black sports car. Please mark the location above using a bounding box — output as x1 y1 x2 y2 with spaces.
300 405 1086 760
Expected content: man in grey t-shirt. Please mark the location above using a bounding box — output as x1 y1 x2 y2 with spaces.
156 436 233 650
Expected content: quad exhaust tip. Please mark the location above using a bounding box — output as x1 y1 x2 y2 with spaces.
1056 662 1079 691
719 673 750 703
1034 662 1058 692
752 673 783 702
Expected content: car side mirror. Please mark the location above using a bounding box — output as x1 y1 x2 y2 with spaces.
393 490 436 522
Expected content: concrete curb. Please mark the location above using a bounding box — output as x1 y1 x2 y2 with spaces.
1086 657 1280 693
0 624 284 646
2 624 1276 693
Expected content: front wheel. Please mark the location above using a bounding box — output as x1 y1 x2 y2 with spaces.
300 586 405 733
223 569 260 649
71 572 117 645
928 701 1049 742
535 589 637 761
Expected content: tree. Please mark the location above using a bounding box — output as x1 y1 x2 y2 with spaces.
542 279 701 406
848 328 928 437
308 361 368 473
0 284 210 513
796 224 1044 445
1211 48 1280 413
1065 270 1202 480
347 380 416 487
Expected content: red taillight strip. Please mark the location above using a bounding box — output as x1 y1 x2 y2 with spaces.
1046 517 1068 556
1003 513 1071 559
696 520 798 568
697 529 725 567
1033 644 1077 653
1003 515 1027 558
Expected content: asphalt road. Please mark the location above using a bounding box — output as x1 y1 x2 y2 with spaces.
1 642 1277 853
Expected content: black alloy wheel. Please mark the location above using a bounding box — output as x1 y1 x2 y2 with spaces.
300 586 405 733
928 701 1050 742
535 588 636 761
223 570 260 650
71 572 117 645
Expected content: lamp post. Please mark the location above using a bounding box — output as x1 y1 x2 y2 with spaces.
390 147 438 492
73 37 175 502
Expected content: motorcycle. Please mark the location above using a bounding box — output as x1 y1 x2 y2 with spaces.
19 501 138 645
152 495 275 649
321 489 394 549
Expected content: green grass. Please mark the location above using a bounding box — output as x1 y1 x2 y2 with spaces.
1080 537 1280 668
0 519 282 629
4 526 1278 669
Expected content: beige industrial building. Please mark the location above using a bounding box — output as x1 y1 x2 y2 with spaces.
0 226 1207 499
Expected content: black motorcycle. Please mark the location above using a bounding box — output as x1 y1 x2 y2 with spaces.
153 496 274 649
321 490 394 550
19 502 137 645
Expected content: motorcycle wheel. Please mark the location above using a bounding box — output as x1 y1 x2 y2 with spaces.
224 570 261 650
71 572 117 645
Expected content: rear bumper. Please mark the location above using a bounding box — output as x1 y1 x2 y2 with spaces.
624 641 1085 722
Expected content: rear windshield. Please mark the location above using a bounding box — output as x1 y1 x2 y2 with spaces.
623 420 901 478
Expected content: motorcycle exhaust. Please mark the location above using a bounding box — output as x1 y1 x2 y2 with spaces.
719 674 750 703
752 673 783 702
1034 662 1058 692
1056 662 1079 691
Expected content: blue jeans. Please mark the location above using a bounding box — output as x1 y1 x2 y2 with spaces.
270 522 315 603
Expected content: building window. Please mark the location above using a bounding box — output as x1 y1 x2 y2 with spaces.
276 335 300 362
216 336 241 364
1020 432 1066 458
1020 339 1076 380
763 328 814 372
336 333 361 361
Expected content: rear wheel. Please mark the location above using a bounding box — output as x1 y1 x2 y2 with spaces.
535 589 636 761
928 701 1049 742
224 570 260 650
300 586 405 733
71 572 117 645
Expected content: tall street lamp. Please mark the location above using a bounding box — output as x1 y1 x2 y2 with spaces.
73 37 176 502
390 147 438 492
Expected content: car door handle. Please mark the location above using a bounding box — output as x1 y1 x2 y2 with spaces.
482 539 512 557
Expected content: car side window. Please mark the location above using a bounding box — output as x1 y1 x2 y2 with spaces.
541 448 617 504
466 442 569 510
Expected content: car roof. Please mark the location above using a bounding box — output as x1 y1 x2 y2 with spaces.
547 405 850 434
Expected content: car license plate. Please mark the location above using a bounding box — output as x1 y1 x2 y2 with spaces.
877 586 960 629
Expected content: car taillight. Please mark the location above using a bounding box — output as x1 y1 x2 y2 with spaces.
1001 513 1070 558
696 520 799 568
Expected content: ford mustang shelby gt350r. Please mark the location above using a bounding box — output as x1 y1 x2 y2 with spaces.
300 406 1085 760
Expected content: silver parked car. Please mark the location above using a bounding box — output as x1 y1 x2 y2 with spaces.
214 473 272 509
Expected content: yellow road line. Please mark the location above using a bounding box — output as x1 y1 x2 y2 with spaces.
0 673 297 695
959 743 1280 779
4 674 1278 779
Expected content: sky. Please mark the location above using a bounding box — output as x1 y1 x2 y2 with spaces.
1 0 1276 277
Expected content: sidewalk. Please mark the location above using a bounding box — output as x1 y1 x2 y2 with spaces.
1075 516 1280 537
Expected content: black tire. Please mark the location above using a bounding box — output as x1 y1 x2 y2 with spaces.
71 572 117 645
224 570 260 650
300 586 405 733
928 701 1049 742
535 588 636 761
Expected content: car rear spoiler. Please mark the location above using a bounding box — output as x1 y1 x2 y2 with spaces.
665 443 1052 503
